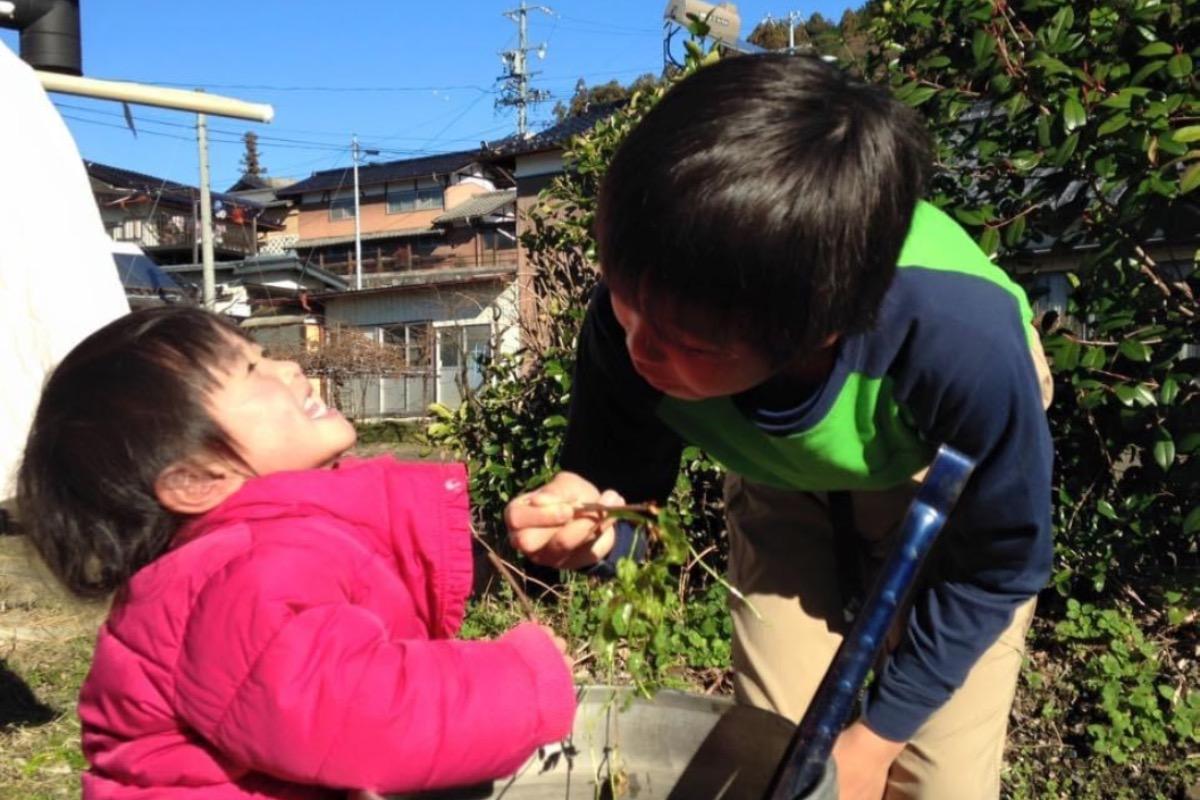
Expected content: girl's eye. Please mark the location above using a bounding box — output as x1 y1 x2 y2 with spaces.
247 361 258 374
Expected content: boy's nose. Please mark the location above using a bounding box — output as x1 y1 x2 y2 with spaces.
626 323 665 365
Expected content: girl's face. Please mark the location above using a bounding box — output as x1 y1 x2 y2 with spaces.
609 289 776 401
205 336 356 475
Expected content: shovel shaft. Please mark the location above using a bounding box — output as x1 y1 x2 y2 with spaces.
764 445 976 800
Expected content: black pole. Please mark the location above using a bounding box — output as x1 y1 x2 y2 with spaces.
0 0 82 75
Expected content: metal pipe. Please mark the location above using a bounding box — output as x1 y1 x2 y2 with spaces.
764 445 977 800
37 70 274 122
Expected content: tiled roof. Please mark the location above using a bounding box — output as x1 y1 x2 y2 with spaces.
161 253 348 290
433 189 516 224
277 150 483 197
482 101 625 158
86 161 263 210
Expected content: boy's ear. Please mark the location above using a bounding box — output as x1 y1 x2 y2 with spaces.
155 461 245 515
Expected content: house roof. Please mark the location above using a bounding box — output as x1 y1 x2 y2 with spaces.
277 150 484 197
293 227 443 249
112 251 187 295
433 189 516 225
482 101 625 159
314 264 517 299
226 174 297 192
161 253 348 291
86 160 264 212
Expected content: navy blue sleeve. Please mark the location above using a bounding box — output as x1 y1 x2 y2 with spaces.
558 284 684 504
861 270 1054 741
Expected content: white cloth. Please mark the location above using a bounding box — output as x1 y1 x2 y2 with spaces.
0 41 129 499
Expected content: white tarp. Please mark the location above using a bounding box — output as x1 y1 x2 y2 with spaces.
0 41 129 500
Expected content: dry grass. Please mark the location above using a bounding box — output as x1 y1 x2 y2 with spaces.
0 535 105 799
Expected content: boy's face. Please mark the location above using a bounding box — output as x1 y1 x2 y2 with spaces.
609 289 775 401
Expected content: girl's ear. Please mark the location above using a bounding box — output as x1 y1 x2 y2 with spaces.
155 461 245 515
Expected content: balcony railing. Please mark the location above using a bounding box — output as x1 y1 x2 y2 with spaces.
111 212 259 255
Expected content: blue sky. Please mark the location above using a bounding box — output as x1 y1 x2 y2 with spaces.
2 0 858 190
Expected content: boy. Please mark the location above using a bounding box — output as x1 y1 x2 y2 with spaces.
505 54 1053 800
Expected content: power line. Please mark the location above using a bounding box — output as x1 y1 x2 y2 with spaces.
104 78 495 94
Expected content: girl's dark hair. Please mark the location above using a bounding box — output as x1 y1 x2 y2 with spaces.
17 306 248 599
596 53 933 362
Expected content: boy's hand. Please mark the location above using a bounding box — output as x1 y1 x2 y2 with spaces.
831 720 906 800
504 472 625 569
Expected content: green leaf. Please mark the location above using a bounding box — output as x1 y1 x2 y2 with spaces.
1167 54 1194 80
1097 499 1119 520
1003 215 1027 247
1048 7 1074 45
1133 384 1157 406
972 30 997 66
1098 113 1130 137
1152 428 1175 471
1184 506 1200 535
905 86 938 107
1179 431 1200 453
1063 97 1087 133
1037 113 1052 147
1113 384 1156 406
1099 87 1150 109
953 207 986 226
1030 53 1071 76
979 226 1000 256
1131 59 1166 86
1137 42 1175 57
1081 346 1107 369
1118 339 1151 362
1051 133 1080 167
1182 162 1200 195
1175 126 1200 143
1159 377 1179 405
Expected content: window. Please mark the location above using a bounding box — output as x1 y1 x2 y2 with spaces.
329 196 355 221
481 228 517 251
383 321 432 368
387 183 443 213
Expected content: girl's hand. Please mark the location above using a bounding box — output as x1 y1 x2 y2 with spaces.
830 720 906 800
504 472 625 570
535 623 574 674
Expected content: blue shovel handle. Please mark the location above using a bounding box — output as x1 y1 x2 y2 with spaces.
764 445 976 800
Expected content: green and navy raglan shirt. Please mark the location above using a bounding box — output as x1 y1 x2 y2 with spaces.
560 202 1054 742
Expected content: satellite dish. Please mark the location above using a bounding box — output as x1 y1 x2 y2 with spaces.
662 0 742 45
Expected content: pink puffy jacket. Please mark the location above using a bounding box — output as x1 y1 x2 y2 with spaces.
78 457 575 799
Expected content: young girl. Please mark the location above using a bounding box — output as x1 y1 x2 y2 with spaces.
17 305 576 799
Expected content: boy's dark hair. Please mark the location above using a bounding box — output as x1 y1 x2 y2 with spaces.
17 306 249 599
596 53 933 362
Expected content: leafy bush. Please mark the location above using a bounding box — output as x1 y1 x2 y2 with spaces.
431 1 1199 792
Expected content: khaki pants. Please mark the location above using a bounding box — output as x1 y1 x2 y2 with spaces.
725 330 1052 799
725 475 1037 800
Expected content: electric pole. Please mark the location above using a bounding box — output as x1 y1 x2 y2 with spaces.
788 10 800 52
352 134 363 290
497 0 553 137
196 111 215 310
350 134 380 291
